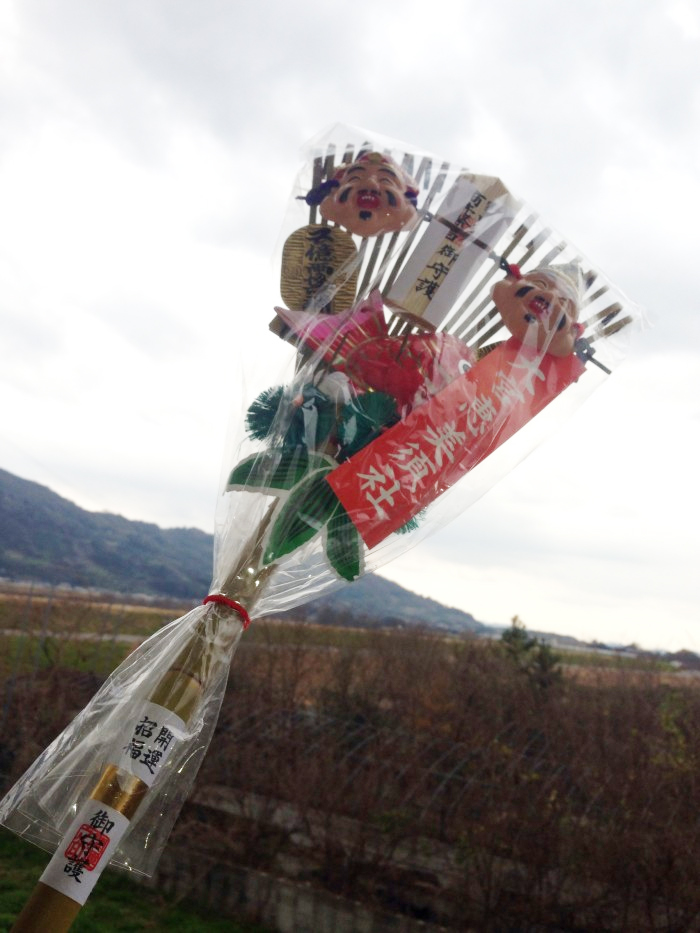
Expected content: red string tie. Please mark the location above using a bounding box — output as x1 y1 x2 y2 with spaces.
203 594 251 629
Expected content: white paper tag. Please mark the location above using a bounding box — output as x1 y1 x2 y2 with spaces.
117 701 186 787
40 801 129 904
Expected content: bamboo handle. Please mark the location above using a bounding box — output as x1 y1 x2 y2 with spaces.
11 655 205 932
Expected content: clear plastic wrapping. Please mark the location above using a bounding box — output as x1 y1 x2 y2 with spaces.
212 124 642 618
0 603 243 878
0 124 644 883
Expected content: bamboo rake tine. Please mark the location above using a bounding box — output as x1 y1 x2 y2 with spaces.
309 154 324 225
459 305 503 347
381 156 448 334
357 235 386 297
380 160 452 297
518 226 555 269
416 160 449 207
412 159 450 210
536 240 567 268
583 269 598 291
401 151 415 180
352 147 406 293
599 302 624 326
464 227 554 344
582 313 633 343
411 155 431 186
370 153 449 290
454 293 504 340
475 304 630 358
600 315 634 338
322 146 336 185
387 309 406 336
581 302 624 330
442 224 528 336
355 236 369 279
453 294 498 342
500 219 536 259
442 219 535 337
324 145 336 169
444 214 566 342
309 143 338 225
341 141 355 165
424 157 449 196
364 230 401 295
443 291 488 340
560 263 609 316
414 155 434 190
380 223 422 297
453 276 516 342
324 143 336 171
421 157 432 190
584 285 609 305
471 314 506 349
338 152 448 302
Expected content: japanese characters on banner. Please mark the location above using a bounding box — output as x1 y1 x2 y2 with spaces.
39 802 129 905
328 339 585 549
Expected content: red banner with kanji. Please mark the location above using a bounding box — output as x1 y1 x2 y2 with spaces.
327 338 586 549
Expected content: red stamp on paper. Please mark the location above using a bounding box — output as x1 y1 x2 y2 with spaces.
64 813 113 871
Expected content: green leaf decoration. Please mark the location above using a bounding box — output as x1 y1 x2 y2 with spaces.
264 472 340 563
227 449 335 493
338 391 400 459
245 383 338 450
394 509 427 535
325 504 363 581
245 386 285 440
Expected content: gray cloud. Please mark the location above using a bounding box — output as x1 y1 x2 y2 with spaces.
2 0 698 648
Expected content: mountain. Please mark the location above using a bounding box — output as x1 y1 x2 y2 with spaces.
297 574 483 634
0 469 484 633
0 468 212 599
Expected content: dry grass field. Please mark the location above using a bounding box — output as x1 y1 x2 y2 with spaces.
2 589 700 930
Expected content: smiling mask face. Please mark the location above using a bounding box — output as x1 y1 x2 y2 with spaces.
492 269 583 357
319 153 419 237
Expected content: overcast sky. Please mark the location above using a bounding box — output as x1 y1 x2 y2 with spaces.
1 0 699 650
